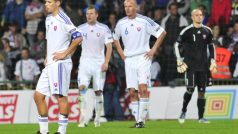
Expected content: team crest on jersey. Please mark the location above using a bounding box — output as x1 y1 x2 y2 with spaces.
203 34 207 39
54 26 57 31
97 33 100 37
54 82 58 87
137 27 141 32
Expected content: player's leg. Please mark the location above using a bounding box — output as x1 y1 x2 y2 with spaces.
129 88 139 125
49 62 72 134
77 60 91 127
179 70 195 124
137 55 151 128
34 68 50 134
93 70 106 127
55 95 69 134
197 72 210 123
125 57 140 127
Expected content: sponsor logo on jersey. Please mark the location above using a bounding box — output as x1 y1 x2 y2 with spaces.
203 34 207 39
125 28 128 35
137 27 141 32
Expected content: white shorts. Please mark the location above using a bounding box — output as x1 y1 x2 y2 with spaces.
78 58 105 91
125 54 151 90
36 62 72 96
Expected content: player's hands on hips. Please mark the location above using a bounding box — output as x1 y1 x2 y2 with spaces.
144 49 155 60
210 59 217 73
101 62 109 72
53 52 67 61
177 59 188 73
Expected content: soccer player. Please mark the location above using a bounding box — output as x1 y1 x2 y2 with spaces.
77 5 113 127
113 0 166 128
174 9 217 124
34 0 82 134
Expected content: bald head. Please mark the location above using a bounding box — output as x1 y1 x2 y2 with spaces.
191 9 202 17
124 0 137 6
124 0 137 19
191 9 204 26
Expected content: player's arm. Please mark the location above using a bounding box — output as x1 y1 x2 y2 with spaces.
144 18 166 59
53 37 82 61
145 31 166 59
114 40 125 60
208 29 217 73
102 43 112 71
53 24 82 61
174 29 188 73
113 22 125 60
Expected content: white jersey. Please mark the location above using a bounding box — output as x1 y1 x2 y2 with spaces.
113 14 164 57
78 22 113 59
14 59 41 81
45 9 81 65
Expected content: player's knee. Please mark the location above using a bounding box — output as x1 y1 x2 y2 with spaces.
34 91 45 103
129 88 138 100
95 90 102 96
198 91 205 99
139 84 148 96
186 88 194 94
79 85 86 90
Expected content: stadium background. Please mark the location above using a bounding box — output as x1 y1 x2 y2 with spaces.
0 0 237 133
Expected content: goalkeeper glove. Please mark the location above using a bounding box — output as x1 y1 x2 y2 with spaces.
210 59 217 73
177 60 188 73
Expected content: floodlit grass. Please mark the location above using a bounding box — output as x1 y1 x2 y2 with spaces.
0 120 237 134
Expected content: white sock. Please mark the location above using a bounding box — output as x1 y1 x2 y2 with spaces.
58 114 68 134
138 98 149 123
38 116 48 134
78 89 87 123
130 101 139 122
95 95 103 121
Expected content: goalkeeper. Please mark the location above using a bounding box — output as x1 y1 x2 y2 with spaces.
174 9 217 124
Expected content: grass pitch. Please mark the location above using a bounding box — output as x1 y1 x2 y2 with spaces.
0 120 237 134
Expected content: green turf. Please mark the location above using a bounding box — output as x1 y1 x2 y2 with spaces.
0 120 237 134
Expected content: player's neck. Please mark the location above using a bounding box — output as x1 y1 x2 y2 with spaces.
128 13 137 19
88 21 97 25
52 7 60 16
193 23 202 28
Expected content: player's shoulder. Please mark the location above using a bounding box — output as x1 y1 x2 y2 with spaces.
202 25 212 34
56 9 73 25
96 22 110 31
116 16 129 26
46 13 52 21
180 24 194 35
136 14 156 26
78 23 88 30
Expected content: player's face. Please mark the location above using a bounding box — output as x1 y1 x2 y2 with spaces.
45 0 59 13
86 9 98 24
192 10 203 24
124 1 137 17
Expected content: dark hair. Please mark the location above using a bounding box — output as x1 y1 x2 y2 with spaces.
168 2 177 10
22 47 29 53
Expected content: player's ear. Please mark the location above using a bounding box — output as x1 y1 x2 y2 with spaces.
55 0 61 7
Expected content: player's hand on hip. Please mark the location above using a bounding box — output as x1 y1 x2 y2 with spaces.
120 53 126 61
144 49 155 60
44 58 47 66
53 52 67 61
177 59 188 73
101 62 109 72
210 59 217 73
